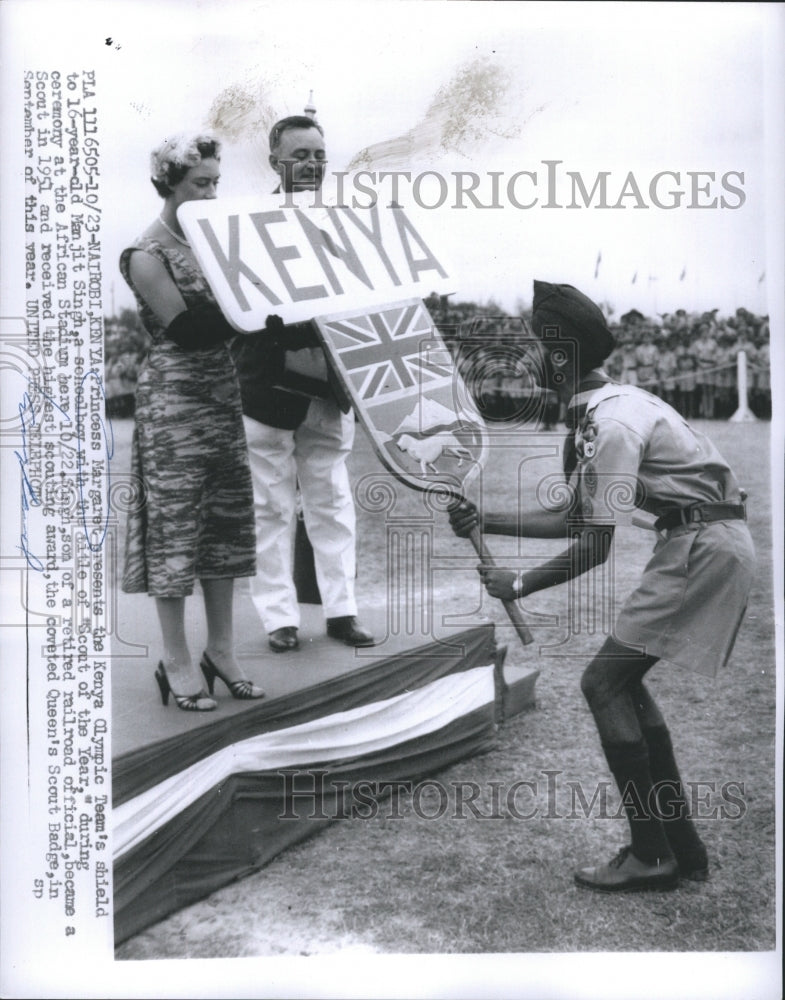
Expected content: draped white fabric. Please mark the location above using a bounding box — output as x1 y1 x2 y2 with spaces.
114 664 495 858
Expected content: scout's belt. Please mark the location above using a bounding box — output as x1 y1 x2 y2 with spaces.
654 501 746 533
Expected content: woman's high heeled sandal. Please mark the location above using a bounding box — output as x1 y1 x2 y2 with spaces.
154 661 217 712
200 652 265 700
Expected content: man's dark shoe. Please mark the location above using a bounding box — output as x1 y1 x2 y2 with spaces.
574 845 679 893
268 626 299 653
326 616 375 647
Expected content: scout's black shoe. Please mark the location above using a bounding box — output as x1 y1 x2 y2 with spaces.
326 616 376 647
674 845 710 882
268 626 299 653
574 845 679 893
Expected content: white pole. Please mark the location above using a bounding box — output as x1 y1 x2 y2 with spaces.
729 349 758 422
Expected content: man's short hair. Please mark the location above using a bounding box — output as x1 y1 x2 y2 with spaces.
269 116 325 153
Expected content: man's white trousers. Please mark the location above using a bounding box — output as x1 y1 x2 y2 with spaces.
243 398 357 633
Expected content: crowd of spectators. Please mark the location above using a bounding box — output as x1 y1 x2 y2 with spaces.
603 306 770 421
104 298 771 424
428 296 771 425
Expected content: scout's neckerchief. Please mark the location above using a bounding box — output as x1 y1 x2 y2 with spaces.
562 369 614 478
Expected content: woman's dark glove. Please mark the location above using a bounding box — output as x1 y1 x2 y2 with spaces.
264 314 319 350
165 308 318 353
164 305 237 350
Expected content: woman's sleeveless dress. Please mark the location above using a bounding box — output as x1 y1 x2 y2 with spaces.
119 237 256 597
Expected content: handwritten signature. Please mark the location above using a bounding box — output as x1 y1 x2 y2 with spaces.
15 370 114 570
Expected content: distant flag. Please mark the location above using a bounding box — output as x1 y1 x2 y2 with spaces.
679 266 686 281
594 250 602 279
631 271 637 285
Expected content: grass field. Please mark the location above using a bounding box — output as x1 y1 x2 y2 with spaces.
114 415 778 958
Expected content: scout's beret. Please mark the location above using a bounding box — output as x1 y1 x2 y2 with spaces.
532 280 615 372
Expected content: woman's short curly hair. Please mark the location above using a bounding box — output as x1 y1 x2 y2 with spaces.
149 133 222 197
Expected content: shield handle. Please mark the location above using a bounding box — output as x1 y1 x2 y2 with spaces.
467 524 534 646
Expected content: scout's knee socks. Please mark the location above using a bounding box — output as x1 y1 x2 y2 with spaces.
642 723 708 876
602 739 675 865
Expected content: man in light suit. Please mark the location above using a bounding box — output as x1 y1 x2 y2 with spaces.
232 115 375 653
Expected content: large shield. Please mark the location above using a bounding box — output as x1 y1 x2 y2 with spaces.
314 298 487 498
315 297 532 645
180 198 532 644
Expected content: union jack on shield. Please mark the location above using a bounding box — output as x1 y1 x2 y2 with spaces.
314 299 488 496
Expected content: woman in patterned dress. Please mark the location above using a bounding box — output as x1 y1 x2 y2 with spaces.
120 133 264 710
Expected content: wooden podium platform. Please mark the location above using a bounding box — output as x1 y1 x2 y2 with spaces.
112 589 538 944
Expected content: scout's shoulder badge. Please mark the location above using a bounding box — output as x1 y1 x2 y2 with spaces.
575 413 599 462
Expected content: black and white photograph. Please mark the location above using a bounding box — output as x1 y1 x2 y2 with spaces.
1 2 782 998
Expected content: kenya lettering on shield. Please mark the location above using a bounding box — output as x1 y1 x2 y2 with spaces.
178 197 456 329
314 299 488 495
